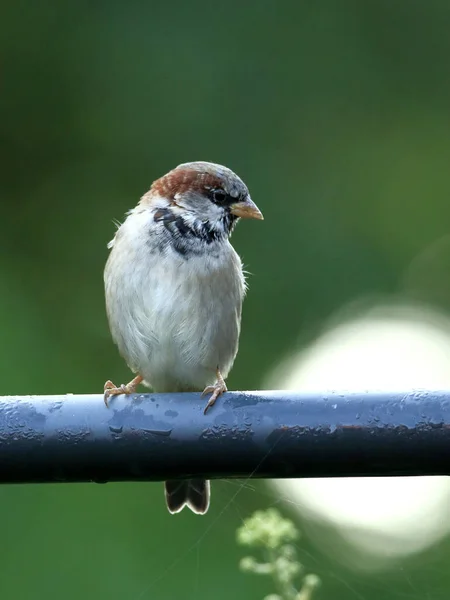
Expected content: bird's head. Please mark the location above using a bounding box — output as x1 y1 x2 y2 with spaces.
142 161 263 242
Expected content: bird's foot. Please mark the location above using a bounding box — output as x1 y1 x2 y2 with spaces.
202 368 227 414
103 375 143 407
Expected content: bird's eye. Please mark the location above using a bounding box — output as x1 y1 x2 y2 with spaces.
210 189 231 206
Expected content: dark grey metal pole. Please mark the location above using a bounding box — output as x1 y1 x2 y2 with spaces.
0 390 449 483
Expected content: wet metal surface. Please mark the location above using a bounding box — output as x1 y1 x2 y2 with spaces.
0 390 449 483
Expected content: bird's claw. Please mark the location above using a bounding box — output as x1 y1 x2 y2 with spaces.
103 381 129 407
103 375 143 407
202 373 227 415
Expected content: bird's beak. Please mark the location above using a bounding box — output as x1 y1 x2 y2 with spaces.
230 196 264 220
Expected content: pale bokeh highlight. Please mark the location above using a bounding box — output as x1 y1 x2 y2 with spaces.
266 302 450 570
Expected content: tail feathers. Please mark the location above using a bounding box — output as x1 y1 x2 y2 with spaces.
164 479 210 514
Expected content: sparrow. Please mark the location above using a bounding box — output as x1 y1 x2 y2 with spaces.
103 161 263 514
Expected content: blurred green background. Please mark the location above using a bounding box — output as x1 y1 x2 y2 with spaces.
3 0 450 598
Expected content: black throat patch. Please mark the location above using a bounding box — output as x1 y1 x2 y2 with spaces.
152 207 237 256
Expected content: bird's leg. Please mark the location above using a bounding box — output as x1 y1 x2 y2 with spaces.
104 374 143 407
202 367 227 414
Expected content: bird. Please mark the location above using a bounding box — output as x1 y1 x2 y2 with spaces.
103 161 263 514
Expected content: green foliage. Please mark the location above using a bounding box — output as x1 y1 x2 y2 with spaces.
237 509 320 600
